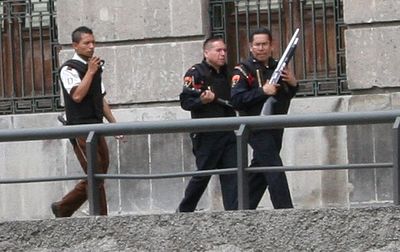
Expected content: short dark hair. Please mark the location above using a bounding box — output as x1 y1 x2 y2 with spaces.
249 27 272 43
203 37 225 51
71 26 93 43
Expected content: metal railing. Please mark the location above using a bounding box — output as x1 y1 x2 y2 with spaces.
1 110 400 214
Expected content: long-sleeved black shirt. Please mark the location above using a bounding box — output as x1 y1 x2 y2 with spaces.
230 56 297 116
180 60 236 119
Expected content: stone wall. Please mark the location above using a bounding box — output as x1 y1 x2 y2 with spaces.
1 93 397 221
56 0 207 105
343 0 400 205
344 0 400 90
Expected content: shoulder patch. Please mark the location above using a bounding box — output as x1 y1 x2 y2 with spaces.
231 75 241 87
183 76 193 88
234 65 255 87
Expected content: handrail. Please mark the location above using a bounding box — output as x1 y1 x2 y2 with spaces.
0 110 399 141
0 163 392 183
1 110 400 214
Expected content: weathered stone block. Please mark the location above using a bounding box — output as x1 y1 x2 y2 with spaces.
150 133 184 211
374 124 393 201
112 106 190 122
391 92 400 109
282 96 350 208
59 41 203 105
119 135 151 213
0 116 11 129
348 93 391 112
346 27 400 90
105 137 120 213
1 140 66 220
347 125 375 203
346 93 392 203
0 113 68 220
55 0 85 44
56 0 205 44
344 0 400 24
171 0 205 37
346 94 394 202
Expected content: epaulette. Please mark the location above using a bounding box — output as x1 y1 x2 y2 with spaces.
234 65 248 79
233 63 257 87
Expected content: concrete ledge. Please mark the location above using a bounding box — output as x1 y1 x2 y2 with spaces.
1 207 400 251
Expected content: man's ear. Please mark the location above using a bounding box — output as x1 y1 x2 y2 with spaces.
72 42 78 50
249 42 253 53
203 50 208 60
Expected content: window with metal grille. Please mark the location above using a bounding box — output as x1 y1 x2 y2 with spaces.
0 0 61 114
210 0 349 97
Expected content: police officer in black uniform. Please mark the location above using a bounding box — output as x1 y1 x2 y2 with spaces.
177 37 238 212
231 27 298 209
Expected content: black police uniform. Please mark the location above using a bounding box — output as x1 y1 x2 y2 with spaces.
177 60 238 212
231 55 297 209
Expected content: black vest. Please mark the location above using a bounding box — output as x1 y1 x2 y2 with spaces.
59 59 104 125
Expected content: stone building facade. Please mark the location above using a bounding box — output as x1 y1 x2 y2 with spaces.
1 0 400 220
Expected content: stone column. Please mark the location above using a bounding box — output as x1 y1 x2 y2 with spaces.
343 0 400 205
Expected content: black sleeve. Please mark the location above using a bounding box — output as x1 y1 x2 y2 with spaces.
278 79 298 100
287 82 298 98
230 67 268 111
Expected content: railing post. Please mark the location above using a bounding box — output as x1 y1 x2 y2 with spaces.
236 124 250 210
393 117 400 205
86 131 101 215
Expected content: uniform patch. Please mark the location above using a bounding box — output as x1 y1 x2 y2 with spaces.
247 73 254 86
184 76 193 87
231 75 240 87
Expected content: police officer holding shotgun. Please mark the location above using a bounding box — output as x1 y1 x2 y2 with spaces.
231 27 298 209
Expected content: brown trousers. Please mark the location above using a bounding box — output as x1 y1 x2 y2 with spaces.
57 136 109 217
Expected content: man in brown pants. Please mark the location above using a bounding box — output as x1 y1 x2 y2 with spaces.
52 26 120 217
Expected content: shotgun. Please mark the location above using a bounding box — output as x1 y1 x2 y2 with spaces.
260 28 300 116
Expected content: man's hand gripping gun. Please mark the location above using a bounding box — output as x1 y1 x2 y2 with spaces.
184 77 233 108
260 28 300 116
